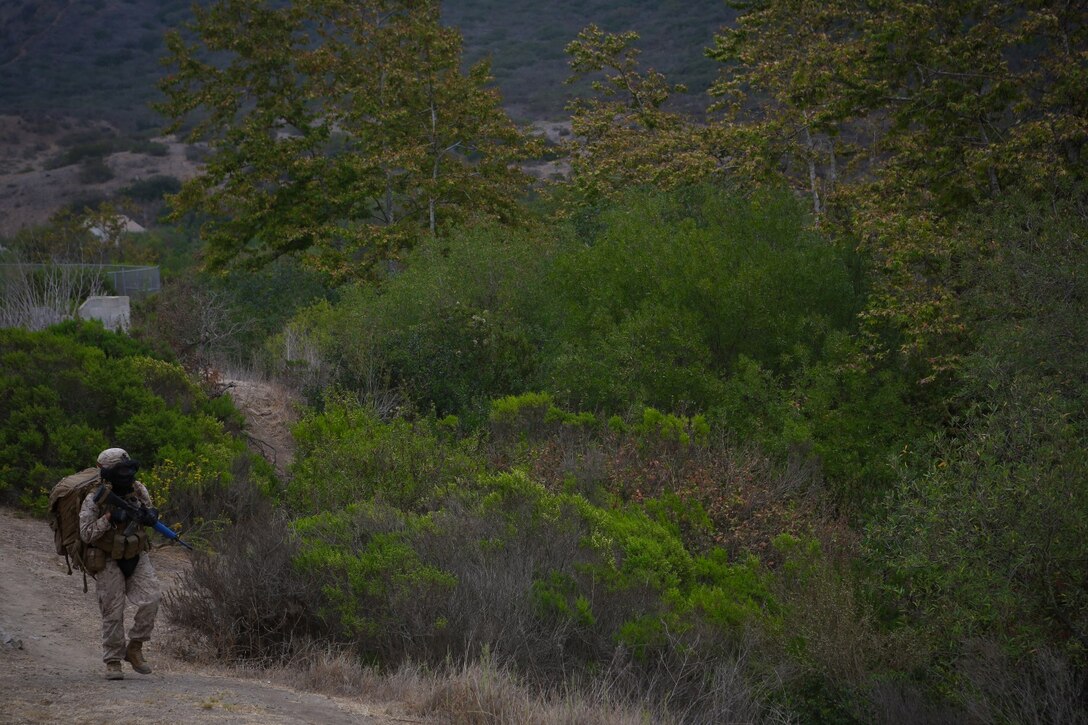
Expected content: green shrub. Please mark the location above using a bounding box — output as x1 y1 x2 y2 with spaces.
866 373 1088 661
0 323 265 516
77 158 114 184
119 174 181 202
293 502 457 653
865 190 1088 681
286 396 483 513
276 187 866 426
714 334 921 506
297 224 550 416
536 187 862 412
634 407 709 446
49 319 162 359
285 467 778 678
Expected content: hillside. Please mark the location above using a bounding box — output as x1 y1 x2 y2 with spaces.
0 114 201 236
0 0 733 128
0 0 732 236
5 3 1085 719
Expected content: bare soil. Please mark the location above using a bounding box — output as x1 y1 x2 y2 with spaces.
221 376 300 481
0 114 202 237
0 507 418 724
0 114 571 239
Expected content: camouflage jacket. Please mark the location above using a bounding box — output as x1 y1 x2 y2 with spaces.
79 481 153 545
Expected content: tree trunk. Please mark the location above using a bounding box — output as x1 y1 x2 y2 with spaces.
802 124 822 215
430 100 438 236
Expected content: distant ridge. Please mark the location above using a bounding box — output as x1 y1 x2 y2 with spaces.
0 0 735 129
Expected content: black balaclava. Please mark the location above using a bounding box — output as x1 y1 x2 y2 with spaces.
102 460 139 497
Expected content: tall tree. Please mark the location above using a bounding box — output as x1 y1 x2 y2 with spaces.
711 0 1088 377
561 25 722 206
708 0 869 216
159 0 538 281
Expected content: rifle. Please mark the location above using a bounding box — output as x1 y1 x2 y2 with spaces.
93 486 194 551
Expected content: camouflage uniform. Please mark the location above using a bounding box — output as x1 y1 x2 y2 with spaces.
79 479 162 664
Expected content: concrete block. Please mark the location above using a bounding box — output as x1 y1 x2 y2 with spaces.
78 296 130 332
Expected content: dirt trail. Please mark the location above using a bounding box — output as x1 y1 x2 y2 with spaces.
221 377 299 480
0 507 411 724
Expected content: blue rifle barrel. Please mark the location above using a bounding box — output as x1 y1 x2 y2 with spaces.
151 520 194 550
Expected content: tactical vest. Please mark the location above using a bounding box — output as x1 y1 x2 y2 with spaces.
91 485 150 560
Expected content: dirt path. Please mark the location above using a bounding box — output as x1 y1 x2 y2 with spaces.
221 377 299 480
0 508 413 724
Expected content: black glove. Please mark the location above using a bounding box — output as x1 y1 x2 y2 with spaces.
139 507 160 526
112 507 131 525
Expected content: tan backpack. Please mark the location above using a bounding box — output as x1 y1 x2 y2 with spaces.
47 467 102 591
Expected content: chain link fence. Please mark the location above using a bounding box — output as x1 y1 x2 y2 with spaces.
0 263 160 297
0 263 160 330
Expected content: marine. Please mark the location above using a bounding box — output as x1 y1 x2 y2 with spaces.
78 447 162 680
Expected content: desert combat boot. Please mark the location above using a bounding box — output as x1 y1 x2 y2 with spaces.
125 639 152 674
106 660 124 680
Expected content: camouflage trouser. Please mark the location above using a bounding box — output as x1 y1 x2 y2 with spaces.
95 554 161 663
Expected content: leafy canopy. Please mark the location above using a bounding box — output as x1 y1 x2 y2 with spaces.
159 0 540 281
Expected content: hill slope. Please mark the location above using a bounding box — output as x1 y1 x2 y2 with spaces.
0 0 735 128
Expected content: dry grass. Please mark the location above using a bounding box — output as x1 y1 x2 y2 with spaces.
495 423 830 561
242 649 663 725
273 645 801 724
956 641 1088 725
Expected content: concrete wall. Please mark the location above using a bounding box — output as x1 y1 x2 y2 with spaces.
78 296 130 332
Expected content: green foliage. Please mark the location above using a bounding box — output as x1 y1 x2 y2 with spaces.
218 257 333 358
274 223 549 415
6 203 146 265
274 187 912 499
540 187 861 412
287 396 483 514
48 318 162 359
689 548 775 629
280 186 865 418
489 391 555 422
474 472 777 659
866 381 1088 657
866 191 1088 664
716 333 921 505
160 0 540 280
0 321 262 515
713 0 1088 377
287 465 777 670
293 502 457 645
575 495 694 593
634 407 709 446
562 26 720 204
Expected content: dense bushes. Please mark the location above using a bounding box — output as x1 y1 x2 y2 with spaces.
30 176 1074 720
272 187 915 501
269 223 547 412
287 398 480 513
305 188 863 417
863 192 1088 707
161 184 1088 719
0 320 270 515
170 396 791 720
538 188 861 411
